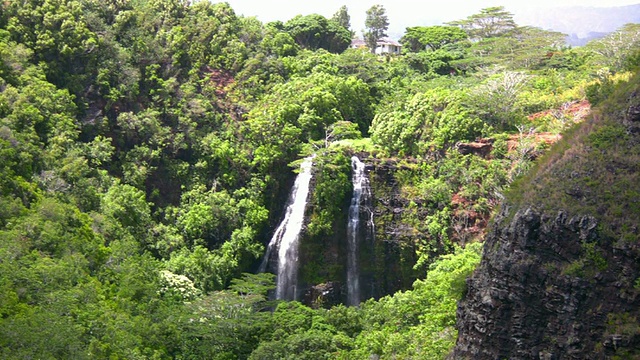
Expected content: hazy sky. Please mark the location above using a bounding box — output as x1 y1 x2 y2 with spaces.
222 0 640 38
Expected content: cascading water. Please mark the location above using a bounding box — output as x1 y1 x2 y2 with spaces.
259 156 314 301
347 156 370 306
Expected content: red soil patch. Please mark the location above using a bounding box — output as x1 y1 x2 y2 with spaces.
204 66 234 97
507 132 562 152
527 99 591 122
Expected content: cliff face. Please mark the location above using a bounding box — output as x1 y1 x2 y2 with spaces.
452 74 640 359
453 207 640 359
359 159 421 300
299 157 422 308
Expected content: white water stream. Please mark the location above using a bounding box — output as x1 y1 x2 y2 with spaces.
347 156 368 306
259 156 314 301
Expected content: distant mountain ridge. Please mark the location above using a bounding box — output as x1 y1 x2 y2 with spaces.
515 4 640 45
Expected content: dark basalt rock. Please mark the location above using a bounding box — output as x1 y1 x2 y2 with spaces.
625 97 640 134
456 139 494 158
359 158 423 300
304 281 344 309
626 102 640 122
450 207 640 359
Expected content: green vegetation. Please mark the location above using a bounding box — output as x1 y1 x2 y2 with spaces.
508 68 640 244
250 243 483 359
562 241 608 278
0 0 638 358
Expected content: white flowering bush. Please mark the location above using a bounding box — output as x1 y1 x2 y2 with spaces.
159 270 202 301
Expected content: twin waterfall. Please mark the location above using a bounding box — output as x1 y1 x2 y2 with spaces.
261 155 371 306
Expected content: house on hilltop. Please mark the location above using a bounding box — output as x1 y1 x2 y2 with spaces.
351 37 402 55
374 38 402 55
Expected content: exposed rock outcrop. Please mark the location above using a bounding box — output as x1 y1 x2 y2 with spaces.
456 133 563 160
303 282 344 309
625 94 640 134
456 139 494 158
452 206 640 359
359 158 422 300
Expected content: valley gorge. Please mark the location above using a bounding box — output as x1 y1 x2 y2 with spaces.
1 1 639 358
256 69 640 358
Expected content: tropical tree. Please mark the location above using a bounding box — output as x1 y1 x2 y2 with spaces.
467 71 530 130
364 4 389 53
401 26 467 52
284 14 351 53
332 5 351 33
370 88 487 155
5 0 99 96
586 23 640 71
462 26 567 70
448 6 516 41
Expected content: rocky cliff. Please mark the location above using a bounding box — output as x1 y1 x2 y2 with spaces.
452 74 640 358
298 156 423 308
358 158 422 301
453 207 639 359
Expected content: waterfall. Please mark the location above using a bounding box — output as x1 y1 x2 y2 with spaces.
259 156 314 301
347 156 370 306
